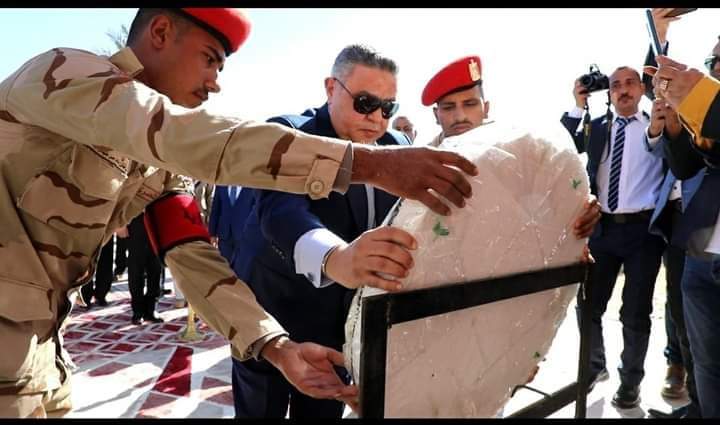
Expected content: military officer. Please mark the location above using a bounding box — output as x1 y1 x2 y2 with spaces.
421 55 601 242
0 8 478 417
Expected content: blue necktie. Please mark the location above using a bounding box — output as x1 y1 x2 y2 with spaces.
228 186 239 206
607 116 636 212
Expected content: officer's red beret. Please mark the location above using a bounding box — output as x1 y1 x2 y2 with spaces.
180 8 251 56
421 55 483 106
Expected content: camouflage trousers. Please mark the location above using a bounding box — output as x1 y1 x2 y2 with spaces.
0 318 73 418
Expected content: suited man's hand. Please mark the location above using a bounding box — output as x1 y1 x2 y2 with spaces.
573 195 601 239
573 79 590 109
324 226 416 292
651 8 680 45
649 98 683 139
645 56 704 109
115 226 129 239
261 336 358 401
649 98 670 137
352 144 477 216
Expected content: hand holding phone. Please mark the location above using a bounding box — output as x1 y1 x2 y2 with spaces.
646 8 664 58
664 8 697 18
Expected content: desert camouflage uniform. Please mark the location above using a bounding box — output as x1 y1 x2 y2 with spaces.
0 47 352 417
193 181 215 226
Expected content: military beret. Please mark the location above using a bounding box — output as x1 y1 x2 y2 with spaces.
421 55 482 106
179 8 251 56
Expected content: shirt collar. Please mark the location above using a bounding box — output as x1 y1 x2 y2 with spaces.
613 110 644 124
108 47 144 78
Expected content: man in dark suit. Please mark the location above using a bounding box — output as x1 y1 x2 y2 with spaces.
646 48 720 417
208 185 255 268
126 212 164 325
560 66 666 409
642 8 704 418
227 44 414 418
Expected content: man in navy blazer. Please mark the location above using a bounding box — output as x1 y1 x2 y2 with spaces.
640 10 704 417
208 185 256 273
560 66 666 409
229 44 414 418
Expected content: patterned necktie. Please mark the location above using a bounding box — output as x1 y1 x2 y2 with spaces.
607 116 636 212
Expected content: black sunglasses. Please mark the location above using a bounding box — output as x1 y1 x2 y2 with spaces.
705 55 719 71
333 78 399 119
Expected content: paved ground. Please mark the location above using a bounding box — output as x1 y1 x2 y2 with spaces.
505 263 688 418
63 264 681 418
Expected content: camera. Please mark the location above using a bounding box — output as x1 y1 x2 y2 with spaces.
579 64 609 93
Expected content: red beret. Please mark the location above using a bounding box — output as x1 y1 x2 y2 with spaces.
180 8 251 56
421 55 482 106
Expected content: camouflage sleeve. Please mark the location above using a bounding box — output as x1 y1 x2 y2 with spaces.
164 241 286 361
1 48 349 199
160 173 286 360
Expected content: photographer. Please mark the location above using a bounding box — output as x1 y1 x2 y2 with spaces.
560 66 666 409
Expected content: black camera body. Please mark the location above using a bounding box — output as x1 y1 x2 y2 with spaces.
579 64 609 93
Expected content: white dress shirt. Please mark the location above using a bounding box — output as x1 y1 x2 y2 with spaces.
645 129 682 201
568 108 664 213
293 184 376 288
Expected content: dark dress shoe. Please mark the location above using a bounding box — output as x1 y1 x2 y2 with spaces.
661 363 687 399
648 404 689 419
95 299 109 307
612 384 640 409
144 314 164 323
587 368 610 391
131 315 144 325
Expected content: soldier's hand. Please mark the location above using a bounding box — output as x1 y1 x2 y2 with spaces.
261 336 357 401
324 226 416 292
352 145 477 216
573 195 601 239
574 79 590 109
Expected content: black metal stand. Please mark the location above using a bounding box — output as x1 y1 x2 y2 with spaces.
358 262 594 418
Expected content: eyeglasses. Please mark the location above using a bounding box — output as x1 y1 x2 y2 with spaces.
705 55 719 71
333 78 399 119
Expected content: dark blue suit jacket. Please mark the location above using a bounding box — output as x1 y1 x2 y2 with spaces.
208 185 257 273
646 135 704 247
236 104 410 350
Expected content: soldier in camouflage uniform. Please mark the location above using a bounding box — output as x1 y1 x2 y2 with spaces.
0 8 478 417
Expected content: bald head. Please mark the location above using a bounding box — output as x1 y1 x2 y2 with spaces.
392 115 417 142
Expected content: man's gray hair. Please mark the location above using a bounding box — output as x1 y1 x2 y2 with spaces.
331 44 398 80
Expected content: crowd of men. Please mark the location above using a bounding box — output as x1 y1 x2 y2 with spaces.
0 7 718 419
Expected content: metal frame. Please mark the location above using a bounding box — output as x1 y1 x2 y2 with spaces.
358 262 594 418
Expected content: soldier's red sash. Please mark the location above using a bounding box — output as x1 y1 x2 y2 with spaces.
144 193 211 263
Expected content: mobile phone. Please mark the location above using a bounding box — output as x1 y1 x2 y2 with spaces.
665 8 697 18
646 9 664 58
